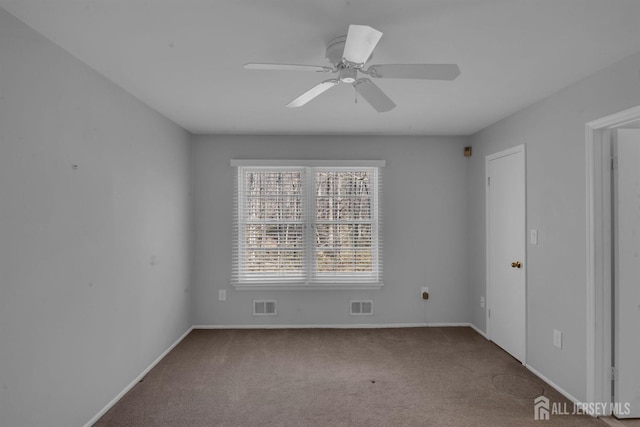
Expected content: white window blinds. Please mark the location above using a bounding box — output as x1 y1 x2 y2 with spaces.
231 161 383 288
236 167 307 283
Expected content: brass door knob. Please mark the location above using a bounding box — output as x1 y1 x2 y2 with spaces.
511 261 522 268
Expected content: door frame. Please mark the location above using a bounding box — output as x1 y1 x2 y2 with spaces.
486 144 527 364
586 105 640 406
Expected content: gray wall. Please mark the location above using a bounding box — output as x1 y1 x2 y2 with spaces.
192 135 470 326
3 1 639 421
467 51 640 400
0 9 192 427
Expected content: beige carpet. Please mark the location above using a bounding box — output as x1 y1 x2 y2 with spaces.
601 417 640 427
95 327 606 426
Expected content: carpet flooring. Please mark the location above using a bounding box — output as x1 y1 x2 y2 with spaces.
95 327 606 426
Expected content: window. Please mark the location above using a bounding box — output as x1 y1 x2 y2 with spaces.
231 160 383 289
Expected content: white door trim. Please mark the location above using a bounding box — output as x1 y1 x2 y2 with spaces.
585 105 640 405
486 144 527 364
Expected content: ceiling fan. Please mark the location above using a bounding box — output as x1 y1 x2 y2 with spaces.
243 25 460 113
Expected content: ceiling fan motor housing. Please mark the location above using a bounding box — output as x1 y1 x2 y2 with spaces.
326 36 347 65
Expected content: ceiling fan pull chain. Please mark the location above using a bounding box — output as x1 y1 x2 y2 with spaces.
354 86 358 104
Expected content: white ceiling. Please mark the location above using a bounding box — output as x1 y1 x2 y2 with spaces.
2 0 639 135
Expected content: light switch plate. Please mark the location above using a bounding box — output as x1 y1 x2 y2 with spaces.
553 329 562 349
218 289 226 301
530 229 538 245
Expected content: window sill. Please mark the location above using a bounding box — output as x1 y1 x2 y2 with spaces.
232 282 384 291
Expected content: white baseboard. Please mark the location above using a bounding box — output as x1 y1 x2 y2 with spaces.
525 364 580 405
468 323 488 339
426 322 471 328
83 326 193 427
193 323 428 329
193 322 481 330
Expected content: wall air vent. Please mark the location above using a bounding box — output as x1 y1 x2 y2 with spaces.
253 300 277 316
350 300 373 316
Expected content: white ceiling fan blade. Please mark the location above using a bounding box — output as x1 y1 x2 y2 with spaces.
243 63 334 73
342 25 383 66
286 79 340 108
366 64 461 80
353 78 396 112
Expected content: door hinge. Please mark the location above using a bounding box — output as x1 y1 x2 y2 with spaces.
488 308 491 318
611 157 618 170
611 366 618 381
487 176 491 186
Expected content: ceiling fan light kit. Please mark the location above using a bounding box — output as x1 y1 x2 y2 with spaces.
244 24 460 113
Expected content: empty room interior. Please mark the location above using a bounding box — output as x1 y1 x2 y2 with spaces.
2 1 640 426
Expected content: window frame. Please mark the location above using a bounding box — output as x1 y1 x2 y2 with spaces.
231 159 384 290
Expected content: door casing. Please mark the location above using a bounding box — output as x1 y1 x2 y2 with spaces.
586 105 640 409
612 128 640 418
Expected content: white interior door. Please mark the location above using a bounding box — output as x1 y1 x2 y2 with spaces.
486 145 526 363
613 128 640 418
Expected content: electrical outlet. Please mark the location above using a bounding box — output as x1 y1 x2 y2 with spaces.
553 329 562 349
218 289 226 301
421 287 429 300
480 296 485 308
